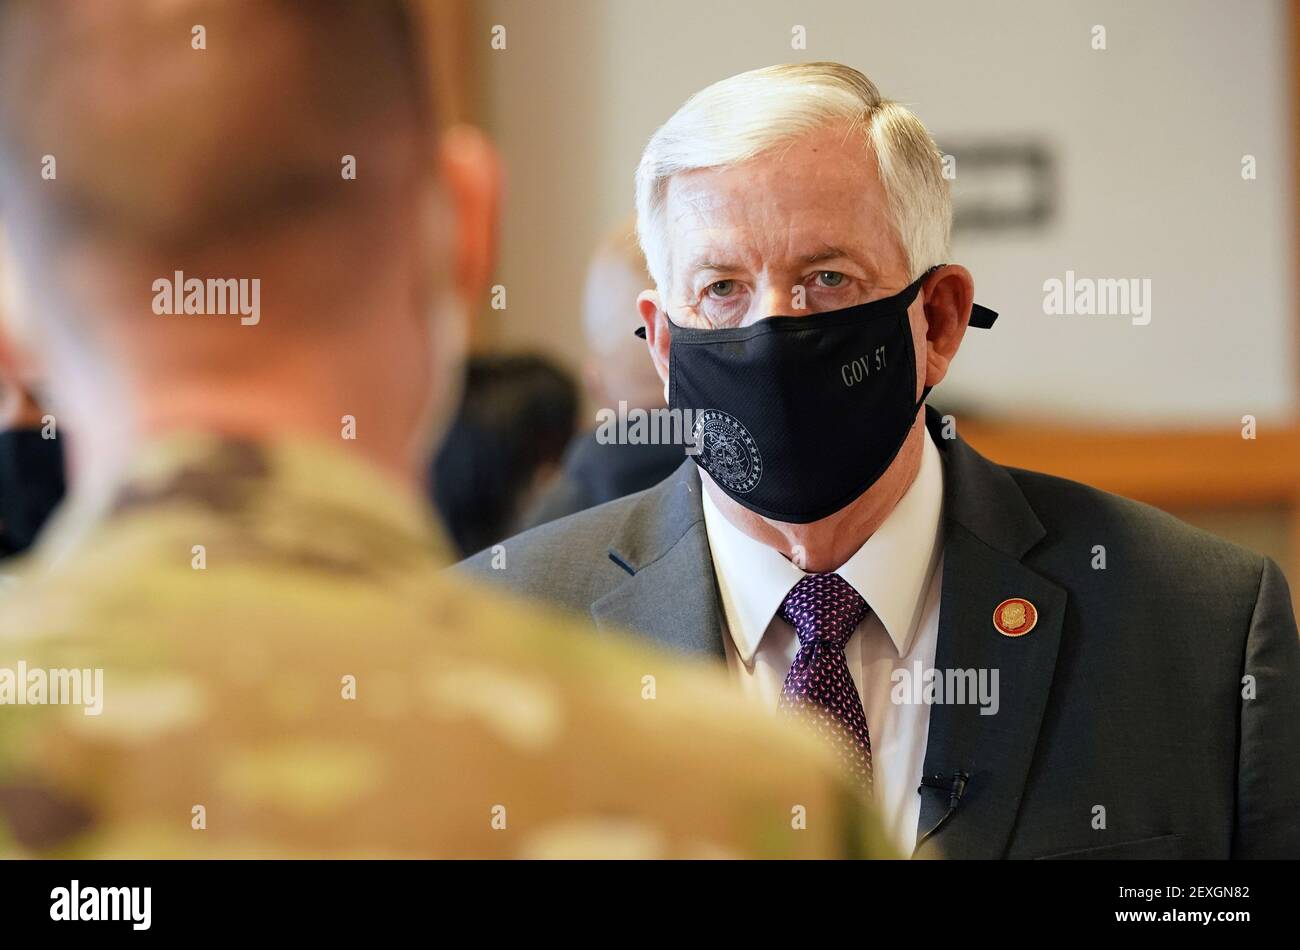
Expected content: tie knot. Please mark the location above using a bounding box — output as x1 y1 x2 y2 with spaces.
778 572 868 648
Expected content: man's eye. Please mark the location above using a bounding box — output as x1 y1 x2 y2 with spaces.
707 280 737 298
816 271 846 287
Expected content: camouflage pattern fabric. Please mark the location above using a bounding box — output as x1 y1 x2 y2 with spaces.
0 434 891 858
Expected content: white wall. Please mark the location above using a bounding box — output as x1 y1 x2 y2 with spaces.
476 0 1296 425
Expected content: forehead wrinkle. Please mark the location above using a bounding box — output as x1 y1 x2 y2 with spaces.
660 127 902 290
668 181 736 235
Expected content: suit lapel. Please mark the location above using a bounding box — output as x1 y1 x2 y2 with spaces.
591 461 727 659
913 410 1067 857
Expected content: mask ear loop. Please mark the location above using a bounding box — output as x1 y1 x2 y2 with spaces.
911 264 1000 409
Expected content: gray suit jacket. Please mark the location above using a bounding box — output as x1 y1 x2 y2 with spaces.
459 409 1300 859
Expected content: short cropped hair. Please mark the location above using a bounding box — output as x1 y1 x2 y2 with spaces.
0 0 432 253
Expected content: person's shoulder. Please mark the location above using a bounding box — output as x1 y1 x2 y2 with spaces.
453 481 660 604
470 486 648 560
429 573 893 857
1003 464 1268 594
0 508 171 639
1 535 888 857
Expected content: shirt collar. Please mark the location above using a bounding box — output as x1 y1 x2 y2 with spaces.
702 426 945 664
836 427 945 656
701 487 806 665
32 432 450 571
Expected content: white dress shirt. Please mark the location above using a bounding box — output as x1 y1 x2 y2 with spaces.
702 428 945 857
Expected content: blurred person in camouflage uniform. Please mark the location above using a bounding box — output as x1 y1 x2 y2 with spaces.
0 0 890 859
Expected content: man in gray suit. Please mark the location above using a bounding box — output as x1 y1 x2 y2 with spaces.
462 62 1300 859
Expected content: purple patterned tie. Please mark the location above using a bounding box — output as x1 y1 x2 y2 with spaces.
777 572 873 793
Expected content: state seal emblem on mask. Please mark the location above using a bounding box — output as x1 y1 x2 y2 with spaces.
692 409 762 494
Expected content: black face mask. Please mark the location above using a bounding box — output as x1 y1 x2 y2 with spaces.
658 267 997 524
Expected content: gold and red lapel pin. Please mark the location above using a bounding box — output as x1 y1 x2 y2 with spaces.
993 597 1038 637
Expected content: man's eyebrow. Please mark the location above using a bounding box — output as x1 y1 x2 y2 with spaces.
690 258 739 273
686 248 859 272
803 246 854 264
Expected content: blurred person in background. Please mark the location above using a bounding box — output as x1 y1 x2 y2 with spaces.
0 0 889 860
0 385 64 562
464 62 1300 859
0 328 64 561
431 353 578 557
518 218 685 530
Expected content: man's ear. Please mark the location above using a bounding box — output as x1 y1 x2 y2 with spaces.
0 241 42 393
920 264 975 389
438 125 502 304
637 289 671 403
0 321 47 428
0 326 20 379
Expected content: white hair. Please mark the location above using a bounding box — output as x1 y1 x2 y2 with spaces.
634 62 951 295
